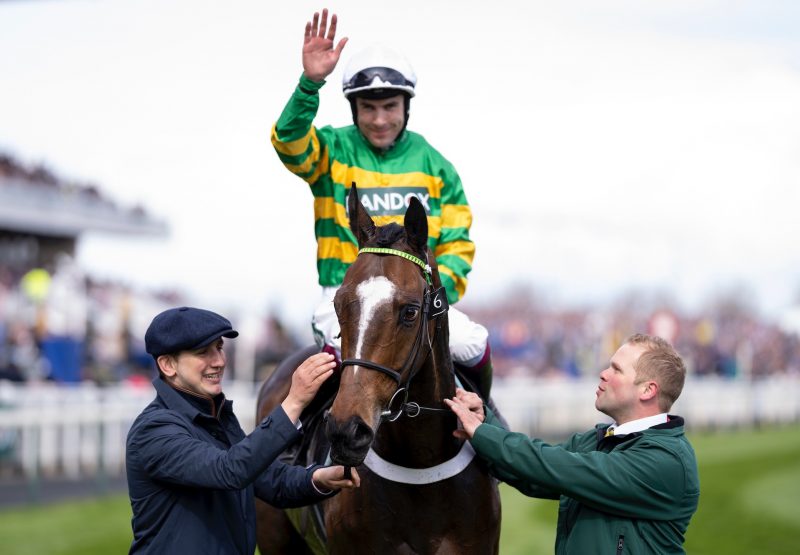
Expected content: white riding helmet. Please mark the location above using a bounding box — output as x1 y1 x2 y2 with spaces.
342 46 417 99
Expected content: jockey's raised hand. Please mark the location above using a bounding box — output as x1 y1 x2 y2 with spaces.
303 8 348 83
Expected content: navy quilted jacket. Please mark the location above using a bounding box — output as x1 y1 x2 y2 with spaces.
126 378 331 554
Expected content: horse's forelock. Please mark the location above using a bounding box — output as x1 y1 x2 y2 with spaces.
373 223 406 249
369 223 428 259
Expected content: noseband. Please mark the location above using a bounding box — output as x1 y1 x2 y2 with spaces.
339 247 449 421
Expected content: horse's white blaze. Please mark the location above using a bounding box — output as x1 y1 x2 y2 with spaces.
354 277 395 375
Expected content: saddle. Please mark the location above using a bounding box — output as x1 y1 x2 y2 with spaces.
277 349 339 553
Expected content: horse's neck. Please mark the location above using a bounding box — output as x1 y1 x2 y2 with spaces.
414 349 456 410
373 340 462 466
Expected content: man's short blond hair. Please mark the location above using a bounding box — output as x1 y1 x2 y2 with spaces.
627 333 686 412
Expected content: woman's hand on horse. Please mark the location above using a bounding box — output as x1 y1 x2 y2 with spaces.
302 8 348 83
282 352 337 423
312 465 361 492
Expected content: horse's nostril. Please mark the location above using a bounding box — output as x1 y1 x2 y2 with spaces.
326 415 374 453
350 420 374 450
325 413 339 440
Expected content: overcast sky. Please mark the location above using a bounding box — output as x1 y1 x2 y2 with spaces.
2 1 799 332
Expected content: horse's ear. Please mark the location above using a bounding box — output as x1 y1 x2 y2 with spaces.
404 197 428 255
348 182 376 247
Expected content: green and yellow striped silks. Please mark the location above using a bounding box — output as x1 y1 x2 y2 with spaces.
271 74 474 304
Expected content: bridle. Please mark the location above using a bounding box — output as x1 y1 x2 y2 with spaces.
339 247 450 421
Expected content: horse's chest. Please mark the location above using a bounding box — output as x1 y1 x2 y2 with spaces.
326 469 498 554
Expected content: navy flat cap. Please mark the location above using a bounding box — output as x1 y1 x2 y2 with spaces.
145 306 239 357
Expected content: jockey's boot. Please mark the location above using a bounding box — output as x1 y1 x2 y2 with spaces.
457 344 493 399
455 345 509 430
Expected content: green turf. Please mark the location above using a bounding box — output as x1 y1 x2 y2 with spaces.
684 425 800 555
1 424 798 554
498 484 557 553
0 495 132 555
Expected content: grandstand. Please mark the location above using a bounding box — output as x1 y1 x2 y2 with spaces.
0 153 166 274
0 152 170 384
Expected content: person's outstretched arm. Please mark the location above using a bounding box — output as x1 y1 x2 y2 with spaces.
128 354 336 490
272 9 348 186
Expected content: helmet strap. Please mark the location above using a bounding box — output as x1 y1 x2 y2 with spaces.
403 95 411 132
349 97 358 126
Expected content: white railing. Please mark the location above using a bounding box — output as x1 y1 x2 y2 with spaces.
491 374 800 436
0 380 259 480
1 376 799 481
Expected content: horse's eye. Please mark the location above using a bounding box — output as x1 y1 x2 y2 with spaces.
402 306 420 323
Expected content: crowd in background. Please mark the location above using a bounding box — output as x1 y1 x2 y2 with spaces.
466 286 800 381
0 258 302 385
2 263 799 385
1 151 302 387
2 152 799 385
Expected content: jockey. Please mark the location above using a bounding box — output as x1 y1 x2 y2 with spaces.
271 9 493 397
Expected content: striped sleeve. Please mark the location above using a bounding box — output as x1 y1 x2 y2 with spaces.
434 164 474 304
271 75 330 186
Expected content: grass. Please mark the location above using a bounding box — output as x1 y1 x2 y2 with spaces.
0 495 132 555
684 425 800 555
498 484 557 553
1 425 799 554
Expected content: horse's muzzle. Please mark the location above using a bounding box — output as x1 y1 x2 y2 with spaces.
324 412 375 467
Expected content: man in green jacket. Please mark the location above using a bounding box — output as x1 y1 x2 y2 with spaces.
446 333 700 554
271 8 493 397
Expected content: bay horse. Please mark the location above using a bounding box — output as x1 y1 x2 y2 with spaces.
255 185 501 554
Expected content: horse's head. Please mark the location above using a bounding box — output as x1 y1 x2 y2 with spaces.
325 184 449 466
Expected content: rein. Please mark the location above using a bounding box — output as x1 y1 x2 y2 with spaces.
339 247 450 421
